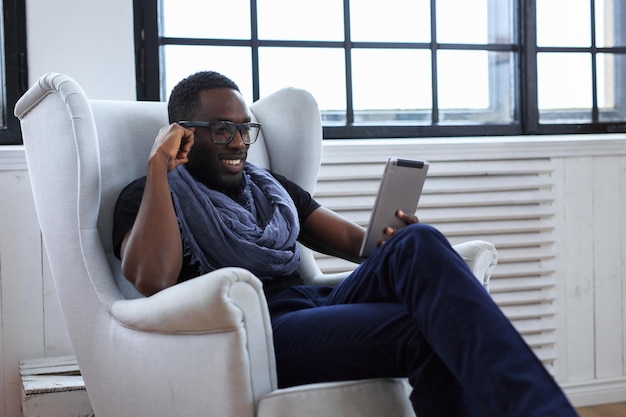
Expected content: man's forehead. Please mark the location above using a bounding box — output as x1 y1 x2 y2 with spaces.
194 88 251 121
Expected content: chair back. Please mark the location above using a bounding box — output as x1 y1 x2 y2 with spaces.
15 72 323 307
15 72 325 417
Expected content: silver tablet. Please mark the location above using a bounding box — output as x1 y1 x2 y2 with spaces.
359 158 429 258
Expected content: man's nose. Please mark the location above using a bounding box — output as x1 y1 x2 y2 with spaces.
228 129 246 149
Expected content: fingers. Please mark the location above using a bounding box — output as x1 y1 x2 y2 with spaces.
176 126 194 162
376 210 421 248
381 210 419 238
151 123 195 171
396 209 419 224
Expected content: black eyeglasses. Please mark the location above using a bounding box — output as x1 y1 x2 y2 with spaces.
178 121 262 145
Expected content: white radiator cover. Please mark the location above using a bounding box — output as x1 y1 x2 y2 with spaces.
314 153 558 369
312 134 626 382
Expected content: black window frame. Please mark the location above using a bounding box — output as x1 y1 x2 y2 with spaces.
0 0 28 145
133 0 626 139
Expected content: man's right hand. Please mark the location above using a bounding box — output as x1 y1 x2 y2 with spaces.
149 123 195 172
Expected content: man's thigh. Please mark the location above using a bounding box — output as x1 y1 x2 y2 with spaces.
271 302 420 388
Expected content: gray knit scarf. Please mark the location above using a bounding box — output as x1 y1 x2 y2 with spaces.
168 163 301 280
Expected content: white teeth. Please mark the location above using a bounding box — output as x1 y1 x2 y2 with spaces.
224 159 241 165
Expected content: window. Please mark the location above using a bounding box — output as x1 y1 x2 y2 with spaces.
134 0 626 138
0 0 28 145
532 0 626 132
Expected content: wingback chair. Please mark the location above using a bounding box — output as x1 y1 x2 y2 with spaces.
15 73 497 417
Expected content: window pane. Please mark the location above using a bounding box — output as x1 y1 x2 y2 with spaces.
598 53 626 121
437 0 514 44
438 50 516 124
162 45 253 103
352 49 431 124
161 0 251 39
258 47 346 123
350 0 430 43
257 0 343 41
537 0 590 47
537 53 592 122
596 0 626 47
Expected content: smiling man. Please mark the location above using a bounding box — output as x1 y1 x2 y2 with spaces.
176 87 257 190
112 71 579 417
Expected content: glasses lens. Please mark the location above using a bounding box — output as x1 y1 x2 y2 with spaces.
241 124 260 144
210 122 237 144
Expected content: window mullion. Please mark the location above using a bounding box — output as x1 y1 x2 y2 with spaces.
134 0 160 101
520 0 538 134
343 0 354 125
430 0 439 125
250 0 260 102
590 0 599 122
0 0 28 144
616 0 626 120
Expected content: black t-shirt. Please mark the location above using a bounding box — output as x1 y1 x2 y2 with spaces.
112 169 321 298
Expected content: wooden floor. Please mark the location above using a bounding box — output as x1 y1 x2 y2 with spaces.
576 401 626 417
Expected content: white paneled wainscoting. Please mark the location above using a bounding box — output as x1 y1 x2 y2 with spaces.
1 134 625 416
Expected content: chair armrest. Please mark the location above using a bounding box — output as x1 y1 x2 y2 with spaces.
107 267 277 414
452 240 497 291
305 241 497 292
110 267 268 334
306 271 353 287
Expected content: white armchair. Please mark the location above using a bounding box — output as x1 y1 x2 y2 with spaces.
15 73 497 417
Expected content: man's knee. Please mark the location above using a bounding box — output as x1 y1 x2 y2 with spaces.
389 223 456 262
396 223 446 245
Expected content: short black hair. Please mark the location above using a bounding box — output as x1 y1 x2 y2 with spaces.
167 71 240 123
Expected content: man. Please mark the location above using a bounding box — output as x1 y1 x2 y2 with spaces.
113 71 578 417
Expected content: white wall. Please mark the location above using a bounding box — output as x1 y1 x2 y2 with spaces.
0 0 625 416
25 0 136 99
0 1 135 416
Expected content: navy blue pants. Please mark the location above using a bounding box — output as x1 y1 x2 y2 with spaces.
269 224 577 417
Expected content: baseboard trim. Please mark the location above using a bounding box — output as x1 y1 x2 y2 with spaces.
0 145 27 171
562 377 626 407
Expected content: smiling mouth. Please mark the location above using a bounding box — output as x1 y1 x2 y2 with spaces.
223 158 242 166
220 152 246 168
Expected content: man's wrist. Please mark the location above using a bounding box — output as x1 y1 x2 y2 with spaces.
147 150 173 172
